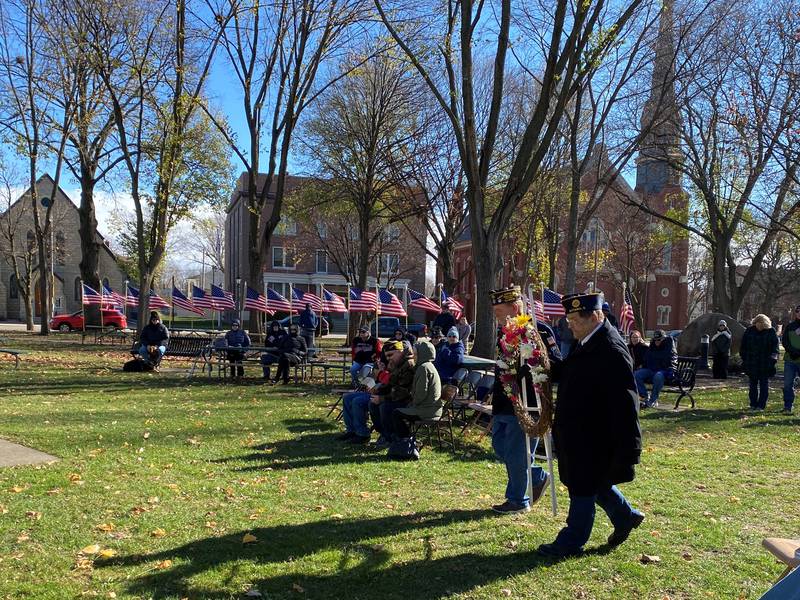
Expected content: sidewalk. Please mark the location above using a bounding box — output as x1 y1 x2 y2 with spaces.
0 438 58 467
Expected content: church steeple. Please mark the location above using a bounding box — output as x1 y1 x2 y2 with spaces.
636 0 682 194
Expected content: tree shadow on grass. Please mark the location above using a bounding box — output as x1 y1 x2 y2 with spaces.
103 509 596 599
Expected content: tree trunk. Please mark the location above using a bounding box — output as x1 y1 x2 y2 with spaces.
710 243 734 316
470 216 502 358
78 168 102 326
563 176 582 293
22 285 34 330
437 240 457 293
36 244 50 336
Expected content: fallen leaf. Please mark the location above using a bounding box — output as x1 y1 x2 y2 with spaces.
151 528 166 538
143 432 150 439
292 583 305 593
0 504 8 514
81 544 101 555
242 533 258 544
682 551 693 561
95 523 115 532
639 554 661 564
25 511 41 520
147 496 160 505
68 473 82 482
154 559 173 570
46 488 62 495
17 533 30 542
501 590 512 597
9 485 26 493
98 548 117 558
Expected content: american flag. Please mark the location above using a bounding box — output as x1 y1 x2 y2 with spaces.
292 287 322 311
543 287 566 316
172 287 205 315
408 289 440 312
124 284 138 306
321 289 347 313
82 284 102 305
378 288 407 317
102 283 124 307
191 285 215 310
244 286 271 313
619 287 635 335
532 299 546 321
211 284 235 310
148 289 171 310
440 290 463 319
266 287 292 313
349 288 377 312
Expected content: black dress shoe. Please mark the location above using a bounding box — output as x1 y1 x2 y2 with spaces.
348 435 370 445
607 512 645 547
336 431 356 441
536 542 583 558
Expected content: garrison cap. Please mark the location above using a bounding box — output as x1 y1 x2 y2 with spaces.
490 285 522 306
561 292 604 314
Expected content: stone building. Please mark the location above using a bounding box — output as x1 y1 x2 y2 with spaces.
0 174 127 321
224 173 436 325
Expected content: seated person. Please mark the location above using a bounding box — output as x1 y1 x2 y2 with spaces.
138 311 169 368
429 326 446 352
369 341 414 444
627 330 648 371
272 323 307 384
350 326 382 385
634 329 677 408
224 319 251 378
261 320 287 380
391 340 443 456
337 358 390 445
434 327 464 384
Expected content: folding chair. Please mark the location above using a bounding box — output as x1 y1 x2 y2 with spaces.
461 374 495 438
450 368 469 389
325 364 373 419
413 384 459 452
762 537 800 582
452 370 484 421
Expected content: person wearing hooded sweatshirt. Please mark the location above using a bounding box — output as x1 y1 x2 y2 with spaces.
298 303 318 351
710 319 732 379
224 319 251 378
273 323 307 384
434 327 465 384
782 304 800 414
138 311 169 368
392 340 443 443
260 320 287 380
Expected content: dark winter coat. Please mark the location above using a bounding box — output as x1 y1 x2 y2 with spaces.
140 323 169 347
432 311 457 332
710 330 731 356
551 319 642 496
643 337 677 373
782 319 800 364
351 335 382 365
434 340 464 382
376 358 415 406
740 326 779 378
299 307 317 330
280 333 307 365
627 341 649 371
225 328 251 348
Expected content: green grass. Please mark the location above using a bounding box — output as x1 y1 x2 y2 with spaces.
0 336 798 599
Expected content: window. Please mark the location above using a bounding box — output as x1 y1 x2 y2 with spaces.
267 281 290 298
315 250 328 273
579 218 605 251
102 277 110 289
276 217 297 236
385 223 401 243
661 241 672 271
272 246 295 269
384 253 399 275
74 277 82 301
317 223 327 239
55 231 66 265
657 305 671 326
9 274 19 299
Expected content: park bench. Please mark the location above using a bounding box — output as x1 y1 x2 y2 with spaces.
0 349 23 369
308 361 349 385
661 356 699 409
130 336 212 376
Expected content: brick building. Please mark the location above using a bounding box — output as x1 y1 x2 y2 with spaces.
224 173 436 326
0 174 127 321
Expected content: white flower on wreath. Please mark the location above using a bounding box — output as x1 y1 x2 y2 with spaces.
531 372 549 384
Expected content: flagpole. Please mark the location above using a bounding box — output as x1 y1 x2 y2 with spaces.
170 276 176 331
404 285 409 332
80 279 86 337
99 277 105 330
188 282 194 332
123 279 129 327
289 283 293 325
540 282 546 323
374 281 380 340
346 283 351 343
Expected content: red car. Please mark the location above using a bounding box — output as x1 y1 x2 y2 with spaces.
50 309 128 332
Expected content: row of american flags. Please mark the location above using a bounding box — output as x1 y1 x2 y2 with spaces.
81 282 465 319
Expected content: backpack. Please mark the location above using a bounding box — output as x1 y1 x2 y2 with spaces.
387 437 419 461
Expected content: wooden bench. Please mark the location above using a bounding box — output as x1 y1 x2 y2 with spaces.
308 362 349 385
0 349 23 369
661 356 699 409
130 336 212 376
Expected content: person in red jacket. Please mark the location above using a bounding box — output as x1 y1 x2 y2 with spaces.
350 325 382 385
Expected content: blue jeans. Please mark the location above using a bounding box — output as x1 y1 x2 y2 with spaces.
139 344 166 363
491 414 546 507
749 376 770 409
378 400 407 441
783 361 800 410
350 361 364 385
342 392 371 437
634 368 670 404
553 486 641 550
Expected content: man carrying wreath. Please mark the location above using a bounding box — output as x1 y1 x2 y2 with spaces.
489 285 561 514
537 292 644 557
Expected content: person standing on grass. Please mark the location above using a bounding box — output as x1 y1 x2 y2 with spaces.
298 303 318 352
537 292 643 558
741 314 780 411
456 314 472 349
710 320 732 380
138 311 169 369
224 319 251 379
782 305 800 414
350 326 382 385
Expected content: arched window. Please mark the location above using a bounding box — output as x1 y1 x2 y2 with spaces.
9 274 19 299
55 231 66 265
26 230 35 252
74 277 82 302
102 277 110 289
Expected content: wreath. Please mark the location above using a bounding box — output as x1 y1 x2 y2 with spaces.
496 313 553 437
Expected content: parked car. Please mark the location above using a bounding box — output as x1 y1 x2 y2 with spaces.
666 329 682 340
50 309 128 332
279 315 330 337
368 316 428 339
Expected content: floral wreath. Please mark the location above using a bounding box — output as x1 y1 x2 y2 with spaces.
496 313 553 437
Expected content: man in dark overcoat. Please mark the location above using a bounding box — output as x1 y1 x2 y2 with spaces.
537 292 644 557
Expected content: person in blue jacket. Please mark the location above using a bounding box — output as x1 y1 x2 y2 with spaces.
434 327 464 384
298 304 318 351
634 329 677 408
224 319 251 378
